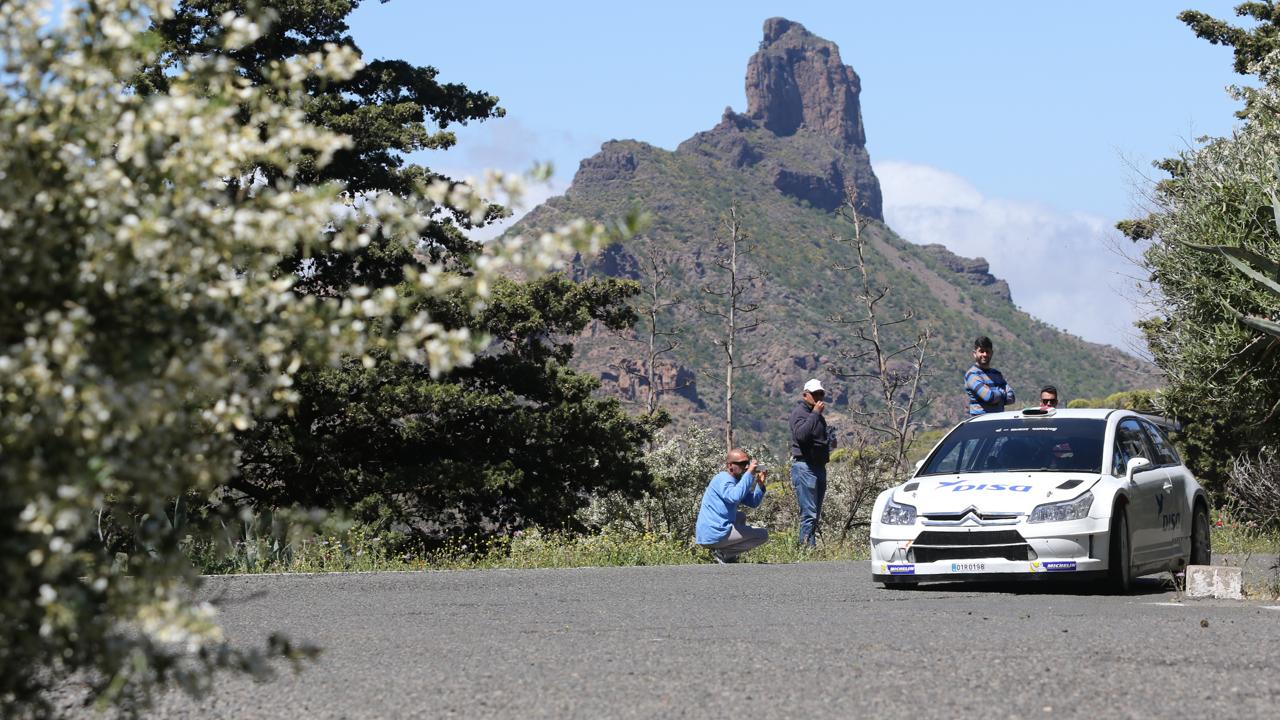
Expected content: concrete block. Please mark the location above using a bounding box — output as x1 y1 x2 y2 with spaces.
1185 565 1243 599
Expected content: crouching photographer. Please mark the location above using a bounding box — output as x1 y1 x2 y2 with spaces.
694 449 769 563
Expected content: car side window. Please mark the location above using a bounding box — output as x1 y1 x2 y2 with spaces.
1112 419 1151 476
934 437 983 473
1139 421 1180 467
932 441 962 473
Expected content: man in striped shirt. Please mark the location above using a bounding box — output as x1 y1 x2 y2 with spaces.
964 335 1015 415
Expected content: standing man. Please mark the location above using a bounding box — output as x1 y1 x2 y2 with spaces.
964 336 1015 415
1039 385 1059 410
695 448 769 563
790 378 830 547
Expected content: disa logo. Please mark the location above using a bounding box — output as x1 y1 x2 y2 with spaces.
937 479 1031 492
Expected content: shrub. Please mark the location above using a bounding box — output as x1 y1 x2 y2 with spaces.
1225 447 1280 531
581 426 777 541
579 423 910 552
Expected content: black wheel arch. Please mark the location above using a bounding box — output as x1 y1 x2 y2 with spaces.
1192 492 1209 515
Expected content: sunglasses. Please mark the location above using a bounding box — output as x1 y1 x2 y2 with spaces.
728 459 752 467
1040 397 1058 406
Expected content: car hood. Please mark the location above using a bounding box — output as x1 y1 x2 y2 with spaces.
896 473 1102 515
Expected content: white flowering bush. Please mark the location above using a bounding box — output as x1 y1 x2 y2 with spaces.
580 426 723 538
0 1 604 715
582 426 778 541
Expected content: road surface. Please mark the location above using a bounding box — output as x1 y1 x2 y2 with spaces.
70 561 1280 718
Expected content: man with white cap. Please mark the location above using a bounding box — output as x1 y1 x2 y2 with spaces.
789 378 832 547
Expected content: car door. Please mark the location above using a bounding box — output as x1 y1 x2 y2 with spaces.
1140 419 1186 560
1112 418 1169 566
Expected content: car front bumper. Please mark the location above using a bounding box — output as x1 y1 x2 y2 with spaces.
870 519 1110 583
871 557 1107 583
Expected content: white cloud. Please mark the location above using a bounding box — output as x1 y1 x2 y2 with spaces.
461 118 545 170
424 118 581 242
874 160 1147 352
435 169 570 242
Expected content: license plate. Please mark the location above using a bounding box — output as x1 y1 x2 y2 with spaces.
950 562 985 572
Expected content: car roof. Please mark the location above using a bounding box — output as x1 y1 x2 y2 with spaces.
964 407 1179 430
965 407 1115 422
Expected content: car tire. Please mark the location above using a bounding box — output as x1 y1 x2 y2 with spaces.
1190 502 1211 566
1107 505 1133 594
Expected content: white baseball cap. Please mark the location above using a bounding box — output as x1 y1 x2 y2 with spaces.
803 378 825 393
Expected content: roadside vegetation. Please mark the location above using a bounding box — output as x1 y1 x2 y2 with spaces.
1121 6 1280 492
185 424 882 575
186 525 868 575
1212 509 1280 557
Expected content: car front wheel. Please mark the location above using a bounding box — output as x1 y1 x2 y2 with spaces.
1108 505 1133 594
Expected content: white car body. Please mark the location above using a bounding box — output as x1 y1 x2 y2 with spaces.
870 408 1210 589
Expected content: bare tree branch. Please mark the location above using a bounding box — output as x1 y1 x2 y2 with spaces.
613 247 686 416
699 205 768 450
828 186 935 487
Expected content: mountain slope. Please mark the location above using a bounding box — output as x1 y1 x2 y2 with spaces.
511 17 1154 452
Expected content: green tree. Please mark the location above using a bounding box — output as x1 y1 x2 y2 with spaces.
140 0 504 263
234 275 659 541
1119 50 1280 487
1180 2 1280 75
142 0 659 544
0 2 603 714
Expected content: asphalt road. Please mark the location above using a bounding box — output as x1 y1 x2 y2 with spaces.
83 562 1280 719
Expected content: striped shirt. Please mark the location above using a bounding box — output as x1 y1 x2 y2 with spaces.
964 364 1014 415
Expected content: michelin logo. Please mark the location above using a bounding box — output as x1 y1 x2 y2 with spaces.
1031 561 1077 572
887 563 915 575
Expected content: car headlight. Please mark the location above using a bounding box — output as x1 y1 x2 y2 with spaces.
1028 491 1094 523
880 498 917 525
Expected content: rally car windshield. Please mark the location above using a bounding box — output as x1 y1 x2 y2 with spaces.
919 418 1106 475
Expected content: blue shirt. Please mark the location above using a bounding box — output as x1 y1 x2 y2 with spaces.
694 470 765 545
964 363 1014 415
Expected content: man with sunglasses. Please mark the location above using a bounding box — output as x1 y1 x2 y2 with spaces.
695 448 769 563
1039 385 1059 410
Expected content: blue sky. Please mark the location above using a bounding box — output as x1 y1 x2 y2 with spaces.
348 1 1248 351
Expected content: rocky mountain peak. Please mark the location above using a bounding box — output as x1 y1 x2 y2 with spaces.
746 17 866 148
560 16 890 221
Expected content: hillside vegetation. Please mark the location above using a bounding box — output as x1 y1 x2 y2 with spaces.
516 80 1151 452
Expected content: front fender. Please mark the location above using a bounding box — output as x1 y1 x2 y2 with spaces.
1089 475 1130 520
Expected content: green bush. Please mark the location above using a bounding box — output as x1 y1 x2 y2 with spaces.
580 426 777 539
579 423 902 552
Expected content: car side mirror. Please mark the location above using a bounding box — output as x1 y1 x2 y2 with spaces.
1125 456 1151 482
913 458 925 473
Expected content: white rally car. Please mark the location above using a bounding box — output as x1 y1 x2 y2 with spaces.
870 408 1211 591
